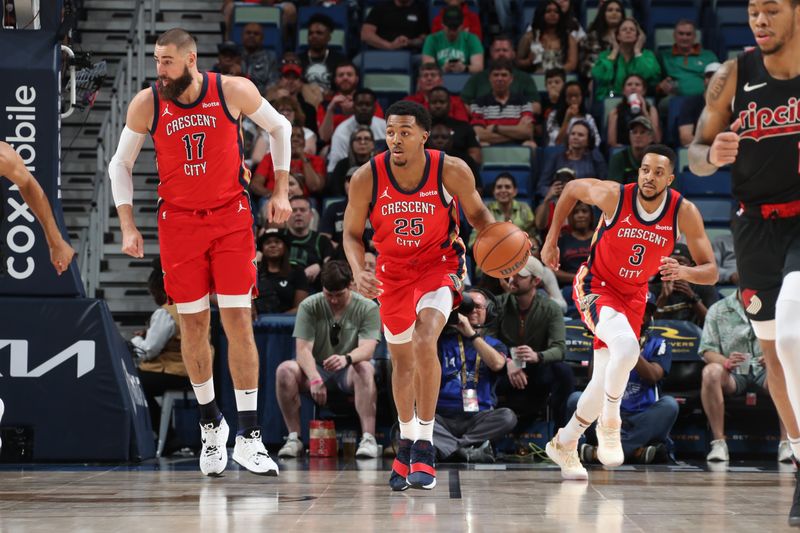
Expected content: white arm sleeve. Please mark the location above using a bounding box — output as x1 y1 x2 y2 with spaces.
108 126 146 207
246 98 292 172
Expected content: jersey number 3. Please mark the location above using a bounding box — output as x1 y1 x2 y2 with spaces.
628 244 645 266
395 217 424 237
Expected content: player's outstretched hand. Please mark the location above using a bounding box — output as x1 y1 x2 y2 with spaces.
121 226 144 258
355 270 383 299
709 118 741 167
267 190 292 224
50 239 75 276
541 241 560 271
658 256 684 281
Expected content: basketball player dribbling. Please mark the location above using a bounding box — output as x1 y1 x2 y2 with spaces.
343 101 496 491
0 141 77 453
108 29 292 476
541 145 718 479
689 0 800 524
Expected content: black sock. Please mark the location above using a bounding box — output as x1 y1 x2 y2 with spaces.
237 410 258 435
198 400 222 425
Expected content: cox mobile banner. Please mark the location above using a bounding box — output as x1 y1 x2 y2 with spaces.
0 31 83 296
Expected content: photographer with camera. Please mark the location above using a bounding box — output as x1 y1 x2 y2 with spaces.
433 288 517 463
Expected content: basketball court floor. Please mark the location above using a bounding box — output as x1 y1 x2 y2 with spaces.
0 458 796 532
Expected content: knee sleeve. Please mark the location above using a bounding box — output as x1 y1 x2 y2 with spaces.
776 273 800 365
595 307 639 368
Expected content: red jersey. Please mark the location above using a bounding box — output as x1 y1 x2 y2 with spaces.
150 72 248 210
368 149 464 265
584 183 683 296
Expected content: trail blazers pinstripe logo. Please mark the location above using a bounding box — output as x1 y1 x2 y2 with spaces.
578 293 600 312
449 274 464 292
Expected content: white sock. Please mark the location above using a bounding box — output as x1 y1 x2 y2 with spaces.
789 436 800 461
417 418 434 443
399 416 418 441
191 376 215 405
602 336 639 425
601 392 622 425
234 388 258 412
288 431 299 441
559 415 589 446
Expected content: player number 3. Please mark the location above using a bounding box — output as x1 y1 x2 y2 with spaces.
629 244 645 266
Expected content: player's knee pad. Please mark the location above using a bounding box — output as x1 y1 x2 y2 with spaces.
607 334 640 368
594 307 638 365
776 272 800 363
416 286 454 320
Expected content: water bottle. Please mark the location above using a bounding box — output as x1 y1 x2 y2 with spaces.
628 93 643 115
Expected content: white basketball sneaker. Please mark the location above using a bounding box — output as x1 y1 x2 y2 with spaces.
199 417 230 476
546 434 588 480
233 429 279 476
596 418 624 467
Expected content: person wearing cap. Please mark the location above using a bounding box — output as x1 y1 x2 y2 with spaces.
431 0 482 40
422 5 485 74
361 0 429 52
299 13 346 96
677 61 720 147
566 292 679 464
265 52 322 132
493 256 574 427
607 73 662 148
212 41 243 76
650 243 718 327
254 229 309 315
699 288 792 463
607 115 655 185
657 20 719 98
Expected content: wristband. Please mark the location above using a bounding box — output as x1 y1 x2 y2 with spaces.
706 148 716 167
345 355 353 366
466 332 480 341
310 378 323 387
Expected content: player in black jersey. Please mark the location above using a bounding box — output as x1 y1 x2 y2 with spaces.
689 0 800 526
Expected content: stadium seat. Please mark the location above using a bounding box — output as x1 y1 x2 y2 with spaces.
678 170 732 197
360 50 412 74
666 95 687 147
297 28 346 52
230 4 281 43
442 73 470 94
705 226 731 242
719 24 754 58
296 5 349 53
480 168 532 196
322 196 345 212
360 50 413 106
481 145 534 196
716 6 748 25
655 28 702 52
691 198 735 226
677 147 690 173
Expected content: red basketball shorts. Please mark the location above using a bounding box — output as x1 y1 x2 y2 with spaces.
157 194 257 307
376 255 465 340
573 266 646 349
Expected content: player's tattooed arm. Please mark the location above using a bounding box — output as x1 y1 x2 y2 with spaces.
441 155 494 234
689 59 737 176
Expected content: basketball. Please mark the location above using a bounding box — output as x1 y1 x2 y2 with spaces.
473 222 531 278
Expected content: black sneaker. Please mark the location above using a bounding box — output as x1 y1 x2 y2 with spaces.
389 438 412 492
408 440 437 490
790 464 800 527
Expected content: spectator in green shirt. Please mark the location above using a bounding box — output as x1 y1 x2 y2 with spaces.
656 20 719 98
607 116 654 184
276 260 382 459
591 18 661 100
422 5 485 74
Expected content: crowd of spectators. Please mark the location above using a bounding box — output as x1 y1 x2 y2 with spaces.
133 1 783 465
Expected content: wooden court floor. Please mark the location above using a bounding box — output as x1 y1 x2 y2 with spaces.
0 458 797 532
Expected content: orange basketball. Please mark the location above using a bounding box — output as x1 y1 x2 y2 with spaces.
473 222 531 278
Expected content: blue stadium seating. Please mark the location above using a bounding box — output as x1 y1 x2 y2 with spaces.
480 168 533 196
678 170 732 198
666 95 687 147
442 73 470 94
296 5 349 53
691 198 735 226
230 4 282 57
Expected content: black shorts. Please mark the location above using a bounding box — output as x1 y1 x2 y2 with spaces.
731 210 800 320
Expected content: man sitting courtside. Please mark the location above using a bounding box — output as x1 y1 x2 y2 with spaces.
434 288 517 463
275 261 382 458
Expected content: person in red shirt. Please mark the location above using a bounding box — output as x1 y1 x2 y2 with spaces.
431 0 482 40
317 61 384 143
108 28 291 478
253 125 325 196
404 62 470 122
541 145 717 480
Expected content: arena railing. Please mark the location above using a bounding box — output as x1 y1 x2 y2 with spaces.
82 0 156 295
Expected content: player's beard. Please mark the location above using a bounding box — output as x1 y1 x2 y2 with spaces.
761 16 793 55
158 66 194 100
639 185 666 202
